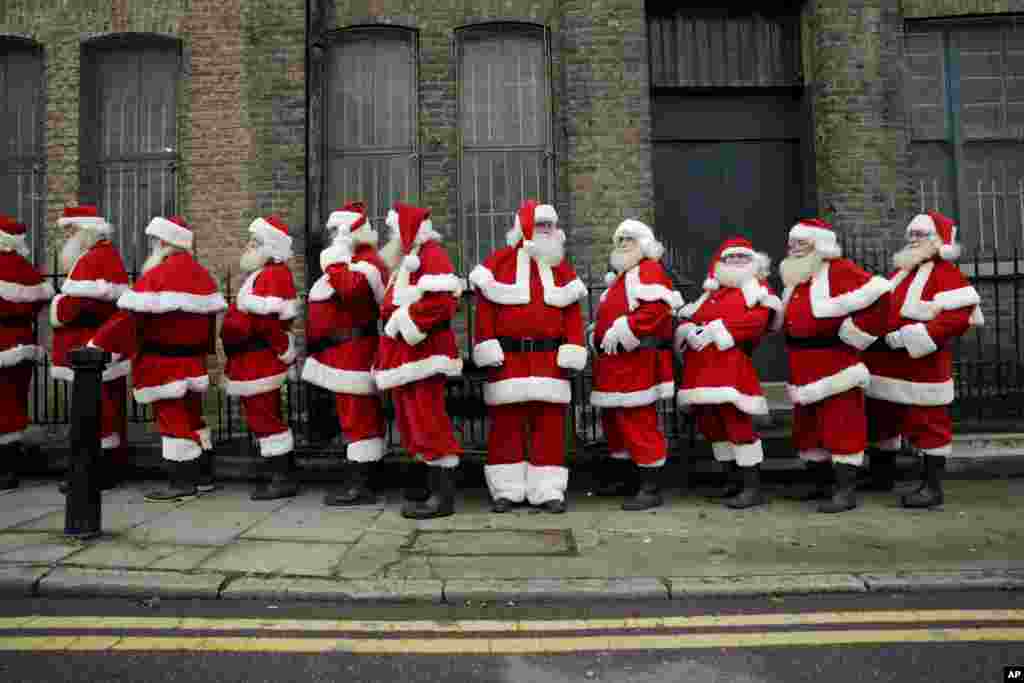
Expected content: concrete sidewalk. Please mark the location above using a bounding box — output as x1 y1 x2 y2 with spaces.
0 478 1022 603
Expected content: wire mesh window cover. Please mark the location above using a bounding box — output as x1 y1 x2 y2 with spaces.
0 40 45 264
458 24 552 269
81 38 179 271
906 22 1024 253
323 28 417 229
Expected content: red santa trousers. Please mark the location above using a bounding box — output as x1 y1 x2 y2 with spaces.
601 404 667 466
100 377 128 451
335 392 387 463
867 398 952 456
0 364 33 445
151 392 209 463
691 404 763 467
485 402 568 505
390 375 462 465
241 389 294 458
792 387 866 466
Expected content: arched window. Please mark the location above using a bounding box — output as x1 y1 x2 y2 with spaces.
80 34 180 270
457 23 553 269
0 38 45 264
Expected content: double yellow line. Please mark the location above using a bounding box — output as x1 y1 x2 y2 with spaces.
2 609 1023 653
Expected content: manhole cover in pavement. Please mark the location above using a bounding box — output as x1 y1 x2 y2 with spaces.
403 529 575 556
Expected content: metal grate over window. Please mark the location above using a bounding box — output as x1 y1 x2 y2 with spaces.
457 23 553 270
0 39 45 264
80 36 179 271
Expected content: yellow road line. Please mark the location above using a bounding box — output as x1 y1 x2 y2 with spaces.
2 609 1024 634
1 628 1023 653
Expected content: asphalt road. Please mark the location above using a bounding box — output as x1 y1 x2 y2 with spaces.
1 590 1021 683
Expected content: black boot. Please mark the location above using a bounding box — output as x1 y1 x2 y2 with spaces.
251 454 298 501
403 460 430 502
325 461 377 506
595 457 633 496
901 455 945 508
785 461 834 501
860 448 896 492
724 465 766 509
145 459 199 502
818 463 859 513
402 465 456 519
197 451 219 493
622 466 662 511
0 444 18 491
710 461 742 499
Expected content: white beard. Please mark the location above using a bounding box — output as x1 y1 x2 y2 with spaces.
525 230 565 267
609 245 643 274
893 239 939 271
142 243 178 274
350 226 379 249
780 251 825 288
715 260 758 289
379 233 402 271
60 230 100 272
240 246 270 273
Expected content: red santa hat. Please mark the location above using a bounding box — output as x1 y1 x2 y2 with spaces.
248 214 293 262
702 237 761 291
613 219 665 260
57 205 113 235
145 215 193 250
506 200 559 248
326 201 368 237
387 201 432 272
789 218 842 259
906 211 961 261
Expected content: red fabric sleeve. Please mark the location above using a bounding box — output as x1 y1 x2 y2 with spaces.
626 300 672 337
220 306 254 346
408 291 458 331
250 315 292 356
720 305 772 344
562 300 585 347
852 290 891 338
473 292 497 343
90 310 139 358
924 306 972 348
326 263 373 302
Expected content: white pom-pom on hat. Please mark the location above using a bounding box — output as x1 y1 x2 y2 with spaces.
403 253 421 272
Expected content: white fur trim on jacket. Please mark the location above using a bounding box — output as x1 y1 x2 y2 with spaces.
734 440 765 467
320 239 353 269
556 344 587 371
470 250 586 308
259 429 295 458
133 374 210 405
0 344 44 368
526 463 569 505
236 271 299 321
301 356 376 394
590 381 675 408
678 293 708 320
899 322 938 359
786 363 870 406
624 266 684 312
101 433 121 450
307 274 334 302
472 338 505 368
392 271 466 308
676 386 768 415
49 294 65 328
838 316 877 351
893 262 985 327
51 359 131 384
118 289 227 315
389 306 427 346
0 279 54 303
805 262 891 319
611 315 641 352
61 278 128 301
58 215 113 233
483 376 572 405
222 370 288 397
161 435 202 462
347 436 385 463
711 442 734 462
145 216 193 250
703 318 735 351
372 354 463 391
866 375 954 406
485 461 528 503
278 332 297 365
349 260 386 304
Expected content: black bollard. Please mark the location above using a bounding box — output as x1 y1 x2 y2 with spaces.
64 346 110 539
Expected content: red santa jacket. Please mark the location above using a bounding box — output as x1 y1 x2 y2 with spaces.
50 241 130 383
777 258 891 406
864 258 982 406
91 251 227 405
0 251 53 368
590 259 682 408
469 245 588 405
220 262 298 397
301 242 389 395
675 278 780 415
373 239 465 391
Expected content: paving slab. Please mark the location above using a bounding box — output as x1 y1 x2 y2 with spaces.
14 503 178 534
197 540 351 577
0 539 85 565
59 540 218 571
221 576 443 602
0 565 51 595
122 502 284 545
38 567 226 599
669 573 867 598
443 577 668 603
861 570 1024 592
240 503 379 543
404 529 574 556
0 505 64 530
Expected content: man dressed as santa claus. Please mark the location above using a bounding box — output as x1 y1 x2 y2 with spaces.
220 215 300 500
469 200 588 513
777 218 891 513
51 206 131 493
90 215 227 502
302 201 390 506
590 219 683 511
675 237 781 509
863 211 983 508
0 216 53 490
374 202 465 519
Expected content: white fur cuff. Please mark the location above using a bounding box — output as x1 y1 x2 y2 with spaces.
612 315 641 352
900 323 938 359
704 318 735 351
733 440 765 467
50 294 65 328
674 322 696 353
838 316 877 351
473 338 505 368
393 306 427 346
278 332 297 365
556 344 588 371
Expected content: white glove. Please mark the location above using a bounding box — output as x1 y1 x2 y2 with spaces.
600 326 622 355
687 326 711 351
885 330 905 349
383 314 400 339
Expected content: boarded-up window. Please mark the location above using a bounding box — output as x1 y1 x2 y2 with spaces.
0 39 45 264
906 21 1024 253
324 28 417 229
80 36 179 270
458 24 552 269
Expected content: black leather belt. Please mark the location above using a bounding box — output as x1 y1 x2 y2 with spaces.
223 338 272 356
597 336 672 355
307 324 379 355
142 343 209 357
496 336 565 353
865 338 889 353
67 312 107 328
785 334 843 349
0 317 32 327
